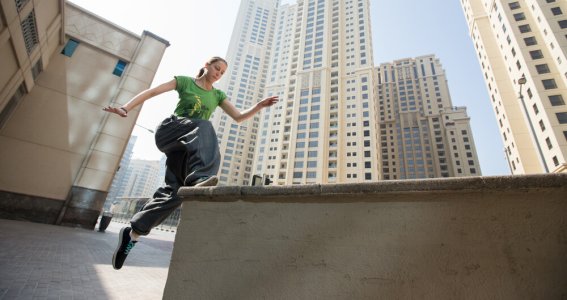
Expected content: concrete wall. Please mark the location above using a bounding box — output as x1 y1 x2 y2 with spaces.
164 174 567 299
0 2 169 228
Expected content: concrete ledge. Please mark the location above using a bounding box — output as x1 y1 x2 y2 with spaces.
178 173 567 202
165 174 567 299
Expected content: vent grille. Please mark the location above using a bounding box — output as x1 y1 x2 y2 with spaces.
15 0 30 12
21 10 39 55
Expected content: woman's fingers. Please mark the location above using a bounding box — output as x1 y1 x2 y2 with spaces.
103 106 127 117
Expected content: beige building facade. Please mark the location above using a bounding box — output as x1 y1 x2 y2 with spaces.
211 0 279 186
228 0 381 185
0 0 168 227
461 0 567 174
377 55 481 179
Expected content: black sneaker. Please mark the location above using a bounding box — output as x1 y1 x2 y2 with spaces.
191 176 218 187
112 227 137 270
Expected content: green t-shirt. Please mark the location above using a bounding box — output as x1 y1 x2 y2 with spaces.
173 76 227 120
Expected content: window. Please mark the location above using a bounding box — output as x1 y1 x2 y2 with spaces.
524 36 537 46
551 7 562 16
559 20 567 29
113 60 127 77
513 13 526 21
539 120 546 131
518 24 531 33
542 79 557 90
546 137 553 149
509 2 520 9
549 95 565 106
557 112 567 124
61 39 80 57
529 50 544 59
535 64 550 74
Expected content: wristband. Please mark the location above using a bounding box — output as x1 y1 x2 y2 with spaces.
120 107 128 114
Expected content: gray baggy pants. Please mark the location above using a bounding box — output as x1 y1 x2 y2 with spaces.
130 115 220 235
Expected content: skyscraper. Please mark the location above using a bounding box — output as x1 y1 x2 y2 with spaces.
461 0 567 174
215 0 482 185
215 0 380 185
377 55 481 179
119 156 166 199
105 135 137 210
211 0 280 186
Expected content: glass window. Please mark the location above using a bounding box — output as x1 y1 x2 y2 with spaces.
524 36 537 46
61 39 79 57
113 60 127 77
542 79 557 89
513 13 526 21
557 112 567 124
551 7 562 16
549 95 565 106
518 24 531 33
509 2 520 9
529 50 544 59
535 64 550 74
546 137 553 149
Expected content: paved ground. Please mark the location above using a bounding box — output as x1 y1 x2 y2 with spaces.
0 218 176 300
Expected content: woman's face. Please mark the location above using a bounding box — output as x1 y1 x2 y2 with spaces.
205 61 227 82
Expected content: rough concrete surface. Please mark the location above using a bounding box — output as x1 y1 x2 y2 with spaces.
164 174 567 299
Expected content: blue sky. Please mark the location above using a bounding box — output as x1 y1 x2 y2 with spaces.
70 0 510 176
372 0 510 176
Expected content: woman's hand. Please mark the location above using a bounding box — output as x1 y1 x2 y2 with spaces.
103 106 128 117
257 96 279 108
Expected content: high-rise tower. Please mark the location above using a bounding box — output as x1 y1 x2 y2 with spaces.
461 0 567 174
211 0 280 186
254 0 380 185
377 55 481 179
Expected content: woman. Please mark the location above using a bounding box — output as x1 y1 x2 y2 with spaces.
103 56 278 270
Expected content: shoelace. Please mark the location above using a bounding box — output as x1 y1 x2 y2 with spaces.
124 241 136 255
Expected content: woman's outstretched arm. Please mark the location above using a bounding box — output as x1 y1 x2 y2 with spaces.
219 95 279 123
103 79 177 117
